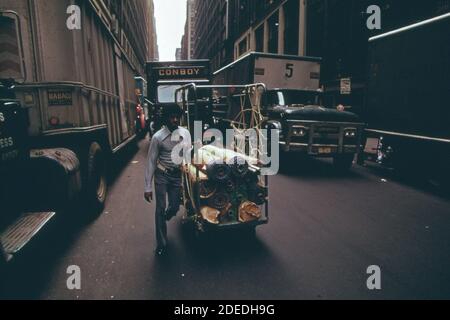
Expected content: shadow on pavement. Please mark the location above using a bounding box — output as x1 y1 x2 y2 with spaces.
0 139 143 300
278 153 365 180
107 138 142 186
0 211 85 299
362 161 450 201
149 222 300 299
177 223 270 263
280 154 450 202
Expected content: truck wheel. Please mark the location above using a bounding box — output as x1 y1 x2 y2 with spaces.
85 142 107 215
333 154 354 171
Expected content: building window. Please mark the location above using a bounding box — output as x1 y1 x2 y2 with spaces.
238 37 248 57
255 24 264 53
268 11 279 54
284 0 300 55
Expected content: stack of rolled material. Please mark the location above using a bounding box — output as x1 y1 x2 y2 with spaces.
186 145 268 225
186 165 216 199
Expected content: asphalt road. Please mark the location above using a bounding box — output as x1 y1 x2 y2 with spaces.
1 138 450 300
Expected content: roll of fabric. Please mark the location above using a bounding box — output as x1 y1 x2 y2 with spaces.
248 184 268 205
207 191 231 210
202 145 261 167
187 165 217 199
223 179 236 193
239 201 262 222
243 170 259 186
227 156 249 178
205 160 232 182
200 206 221 225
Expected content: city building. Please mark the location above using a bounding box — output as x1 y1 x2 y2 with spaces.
193 0 308 71
192 0 229 70
193 0 449 110
147 0 159 61
107 0 159 69
180 0 196 60
175 48 182 61
229 0 308 59
181 34 187 60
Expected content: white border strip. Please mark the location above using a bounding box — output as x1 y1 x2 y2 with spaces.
366 129 450 143
369 12 450 42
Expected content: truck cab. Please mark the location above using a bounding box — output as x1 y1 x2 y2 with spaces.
264 88 363 166
213 52 365 170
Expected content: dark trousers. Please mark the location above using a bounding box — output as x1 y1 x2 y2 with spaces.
154 169 182 249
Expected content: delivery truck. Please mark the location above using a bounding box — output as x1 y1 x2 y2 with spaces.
0 1 145 265
146 60 211 136
213 52 365 170
363 12 450 182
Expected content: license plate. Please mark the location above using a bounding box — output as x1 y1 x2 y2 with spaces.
0 136 15 150
318 147 332 154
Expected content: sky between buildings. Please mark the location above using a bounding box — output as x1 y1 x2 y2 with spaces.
153 0 187 61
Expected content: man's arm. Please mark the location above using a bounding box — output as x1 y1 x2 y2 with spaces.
144 135 159 195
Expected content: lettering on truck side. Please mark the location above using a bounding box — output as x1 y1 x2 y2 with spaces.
0 137 14 149
48 92 71 100
0 112 4 122
1 149 19 161
158 68 201 77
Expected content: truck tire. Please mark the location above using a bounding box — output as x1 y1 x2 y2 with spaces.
333 154 354 171
85 142 107 215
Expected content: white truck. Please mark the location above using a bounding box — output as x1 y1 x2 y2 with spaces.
1 1 144 266
214 52 365 170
